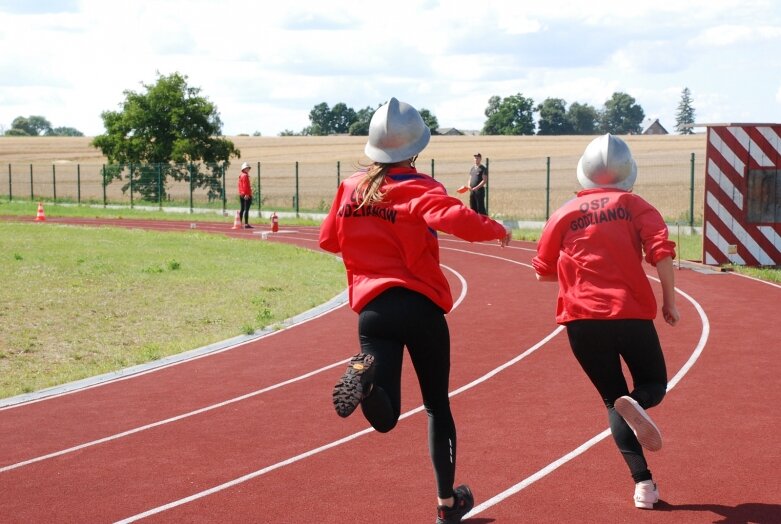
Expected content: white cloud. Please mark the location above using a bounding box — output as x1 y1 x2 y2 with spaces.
0 0 780 136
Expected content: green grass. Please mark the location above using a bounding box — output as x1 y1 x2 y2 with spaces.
0 199 323 225
0 221 345 398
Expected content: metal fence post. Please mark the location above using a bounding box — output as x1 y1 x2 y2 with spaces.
689 152 695 228
221 163 226 215
337 161 340 187
295 161 300 217
157 163 162 210
77 164 81 204
257 161 262 216
545 156 551 220
189 163 194 213
29 164 33 201
8 164 12 201
102 164 107 207
431 158 435 179
485 157 489 215
129 163 134 208
52 164 57 202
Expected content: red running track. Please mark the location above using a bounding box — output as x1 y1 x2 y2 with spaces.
1 217 779 523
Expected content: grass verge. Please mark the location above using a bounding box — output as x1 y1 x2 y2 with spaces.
0 221 345 398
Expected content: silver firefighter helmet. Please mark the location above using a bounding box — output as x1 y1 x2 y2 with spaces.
364 97 431 164
576 133 637 190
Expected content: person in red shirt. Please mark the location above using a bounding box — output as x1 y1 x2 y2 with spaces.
532 133 680 510
320 97 510 524
237 162 253 229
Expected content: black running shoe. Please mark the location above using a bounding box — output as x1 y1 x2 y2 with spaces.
332 353 375 418
436 484 474 523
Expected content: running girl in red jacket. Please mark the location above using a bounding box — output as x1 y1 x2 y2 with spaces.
532 134 680 510
320 98 510 524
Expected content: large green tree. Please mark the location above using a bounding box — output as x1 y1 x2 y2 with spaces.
482 93 536 135
566 102 599 135
599 92 645 134
92 72 238 201
536 98 572 135
675 87 696 135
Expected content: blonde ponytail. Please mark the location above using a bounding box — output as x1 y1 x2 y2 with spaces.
355 163 391 208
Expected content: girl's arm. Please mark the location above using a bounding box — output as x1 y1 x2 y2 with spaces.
655 256 679 326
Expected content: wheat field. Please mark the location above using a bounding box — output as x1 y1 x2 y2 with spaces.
0 134 707 222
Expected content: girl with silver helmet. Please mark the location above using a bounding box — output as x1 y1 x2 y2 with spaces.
532 133 679 510
320 97 511 524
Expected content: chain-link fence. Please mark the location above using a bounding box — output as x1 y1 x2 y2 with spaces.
0 152 705 225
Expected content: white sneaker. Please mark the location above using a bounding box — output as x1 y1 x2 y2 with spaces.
615 396 663 451
634 480 659 509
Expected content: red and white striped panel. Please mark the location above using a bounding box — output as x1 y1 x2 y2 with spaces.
703 124 781 266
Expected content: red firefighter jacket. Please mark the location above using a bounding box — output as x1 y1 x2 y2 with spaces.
319 167 507 313
532 188 676 324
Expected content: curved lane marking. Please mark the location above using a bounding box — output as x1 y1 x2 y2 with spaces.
466 280 710 518
0 266 466 473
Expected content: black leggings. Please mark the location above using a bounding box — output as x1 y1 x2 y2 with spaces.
239 196 253 224
566 319 667 483
358 287 456 499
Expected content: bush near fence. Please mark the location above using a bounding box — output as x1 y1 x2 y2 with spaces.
0 134 707 224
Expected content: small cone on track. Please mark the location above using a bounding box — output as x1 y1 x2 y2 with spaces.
231 210 241 229
35 202 46 222
271 212 279 233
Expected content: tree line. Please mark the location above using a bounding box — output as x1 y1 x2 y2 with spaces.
3 115 83 136
291 88 695 137
2 71 696 203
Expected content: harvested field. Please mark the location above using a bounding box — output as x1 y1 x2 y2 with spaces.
0 134 707 222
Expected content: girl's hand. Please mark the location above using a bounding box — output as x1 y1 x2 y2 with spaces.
662 304 680 326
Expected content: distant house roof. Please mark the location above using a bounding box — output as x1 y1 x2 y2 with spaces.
642 118 669 135
437 127 464 136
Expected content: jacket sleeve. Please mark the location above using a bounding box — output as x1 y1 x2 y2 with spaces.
634 199 676 265
532 216 562 276
407 183 506 242
319 185 343 254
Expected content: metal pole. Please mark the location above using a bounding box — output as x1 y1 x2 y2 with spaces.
546 156 551 220
30 164 33 201
189 163 194 214
431 158 435 179
129 163 134 208
102 164 107 207
8 164 12 201
295 161 300 217
257 161 262 216
689 152 695 228
485 157 489 215
52 164 57 202
157 164 162 210
77 164 81 204
221 163 227 215
337 161 340 187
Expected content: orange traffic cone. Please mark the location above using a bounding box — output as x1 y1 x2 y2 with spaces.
35 202 46 222
271 212 279 233
231 210 241 229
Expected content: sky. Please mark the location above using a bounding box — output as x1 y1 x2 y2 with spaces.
1 0 780 137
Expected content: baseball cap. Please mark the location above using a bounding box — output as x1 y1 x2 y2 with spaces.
473 152 482 157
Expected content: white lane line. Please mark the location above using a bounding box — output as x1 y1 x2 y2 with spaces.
0 266 467 473
466 282 710 518
114 325 565 523
0 293 350 410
